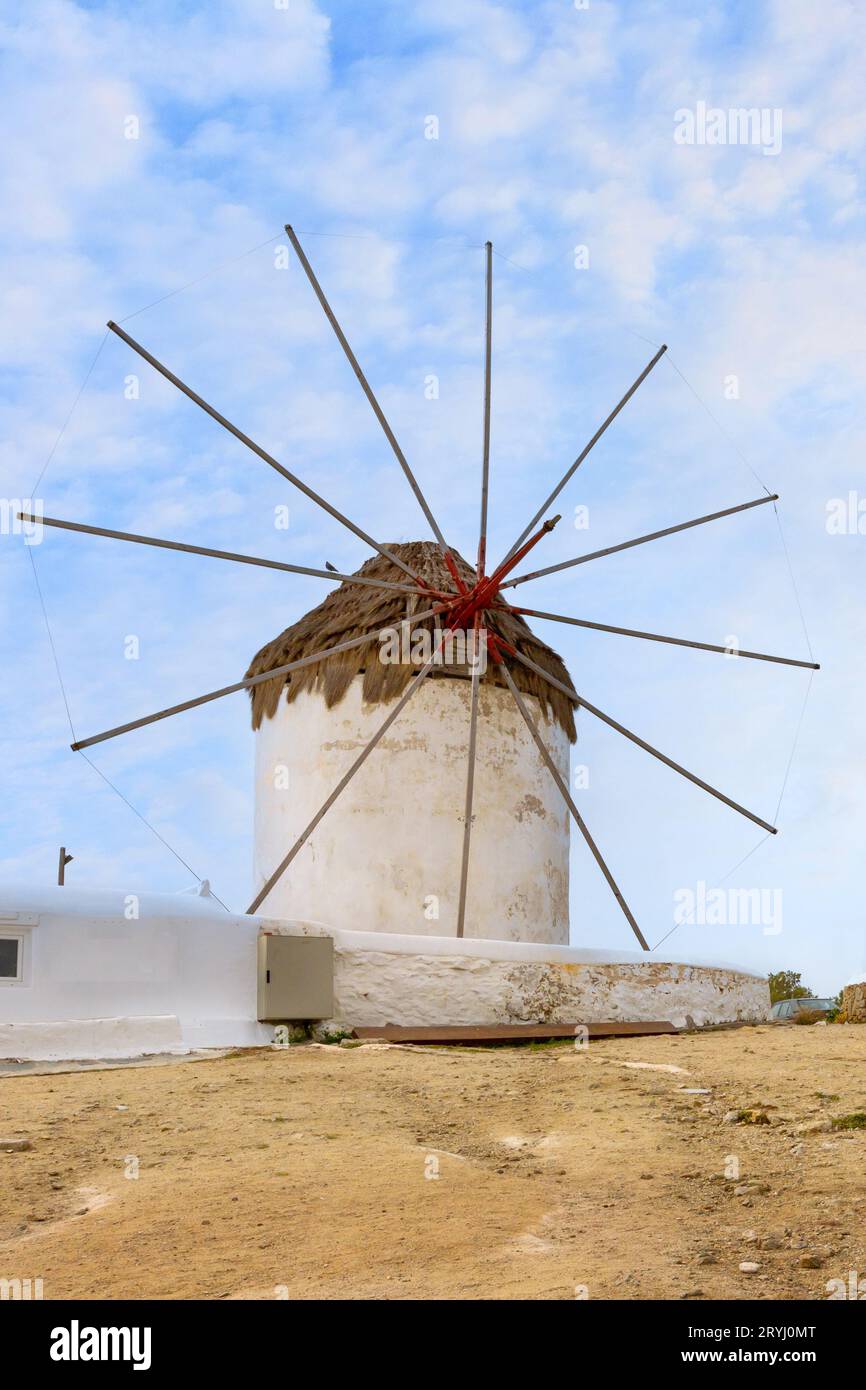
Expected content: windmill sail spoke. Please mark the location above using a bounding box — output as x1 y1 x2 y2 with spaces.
507 648 777 835
20 513 438 596
106 320 421 583
284 225 452 562
502 493 778 589
28 223 805 967
499 664 648 951
477 241 493 580
507 605 819 671
455 622 482 939
70 606 441 753
248 632 449 914
498 345 668 566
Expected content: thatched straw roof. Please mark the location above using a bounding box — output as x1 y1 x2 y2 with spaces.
246 541 576 741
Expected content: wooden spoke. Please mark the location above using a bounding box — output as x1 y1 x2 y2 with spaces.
70 606 442 752
498 345 667 565
477 241 493 580
502 494 778 590
499 663 648 951
107 320 422 584
20 513 441 597
285 225 452 562
505 647 777 835
506 605 819 671
455 619 483 939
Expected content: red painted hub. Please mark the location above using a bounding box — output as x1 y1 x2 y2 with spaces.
435 513 562 664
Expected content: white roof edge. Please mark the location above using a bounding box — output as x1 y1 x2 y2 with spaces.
0 887 765 977
0 883 238 921
265 921 764 977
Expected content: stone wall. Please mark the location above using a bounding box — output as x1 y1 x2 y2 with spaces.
841 981 866 1022
321 934 770 1030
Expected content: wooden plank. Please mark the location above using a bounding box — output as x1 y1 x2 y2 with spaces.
351 1021 677 1044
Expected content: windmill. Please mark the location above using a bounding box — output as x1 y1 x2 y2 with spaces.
20 227 819 949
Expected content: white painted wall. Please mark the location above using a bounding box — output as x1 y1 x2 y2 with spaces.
268 924 771 1030
254 675 571 942
0 885 272 1060
0 884 769 1060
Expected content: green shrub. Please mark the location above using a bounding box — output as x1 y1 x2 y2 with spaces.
832 1113 866 1131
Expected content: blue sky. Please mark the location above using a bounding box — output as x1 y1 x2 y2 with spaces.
1 0 864 992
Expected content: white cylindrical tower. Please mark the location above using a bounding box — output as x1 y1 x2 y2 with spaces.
247 543 576 944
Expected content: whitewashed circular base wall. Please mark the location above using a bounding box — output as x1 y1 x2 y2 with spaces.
253 674 571 942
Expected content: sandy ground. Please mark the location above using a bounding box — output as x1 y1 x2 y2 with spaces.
1 1024 865 1301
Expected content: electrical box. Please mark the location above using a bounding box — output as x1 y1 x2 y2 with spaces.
257 933 334 1022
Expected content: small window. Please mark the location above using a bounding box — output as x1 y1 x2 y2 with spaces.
0 936 21 981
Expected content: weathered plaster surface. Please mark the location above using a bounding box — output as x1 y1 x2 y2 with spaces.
254 675 571 943
284 927 771 1030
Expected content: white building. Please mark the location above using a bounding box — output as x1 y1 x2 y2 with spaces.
0 883 271 1060
0 543 769 1060
0 882 769 1061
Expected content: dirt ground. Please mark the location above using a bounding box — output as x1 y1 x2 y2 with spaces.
1 1024 865 1301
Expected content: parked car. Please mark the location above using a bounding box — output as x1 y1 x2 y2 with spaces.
770 997 836 1021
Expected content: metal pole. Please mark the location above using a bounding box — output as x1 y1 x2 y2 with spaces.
505 647 777 835
477 241 493 580
506 605 819 671
502 494 778 590
499 664 648 951
19 514 445 598
57 847 73 885
107 320 421 584
248 629 451 914
284 225 451 559
70 606 441 752
498 345 667 565
455 618 482 938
